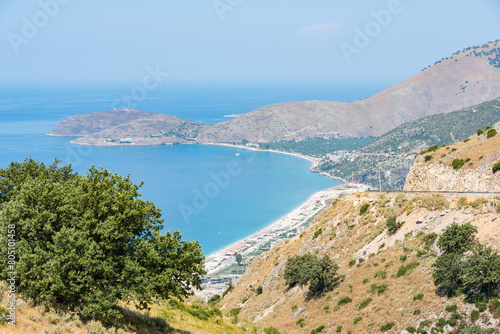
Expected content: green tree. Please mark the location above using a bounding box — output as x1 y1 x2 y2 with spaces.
436 222 477 254
0 159 205 323
235 253 243 266
432 253 465 296
462 245 500 295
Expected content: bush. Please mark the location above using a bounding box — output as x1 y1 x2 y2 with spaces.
349 259 356 267
311 325 326 334
447 312 462 326
296 318 306 328
386 216 403 234
360 203 370 215
396 262 420 277
459 326 495 334
486 128 497 138
452 159 465 170
284 254 341 296
229 307 241 317
264 327 281 334
406 326 417 333
492 161 500 173
477 302 487 312
353 317 362 325
471 309 480 323
374 270 387 279
369 284 388 295
380 322 394 332
445 304 457 313
313 229 323 239
338 296 352 306
359 297 372 310
362 278 369 284
457 197 468 208
400 255 407 262
336 326 342 333
477 129 485 135
413 309 421 315
208 294 221 305
256 286 263 295
413 293 424 301
424 155 432 162
422 233 438 248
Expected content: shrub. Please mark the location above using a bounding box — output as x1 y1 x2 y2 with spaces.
296 318 306 327
360 203 370 215
445 304 457 313
492 161 500 173
424 155 432 162
264 327 281 334
353 317 363 325
413 293 424 301
256 286 263 295
496 203 500 213
413 309 421 315
362 278 369 284
359 297 372 310
335 326 342 333
338 296 352 306
229 307 241 317
427 145 439 152
374 270 387 279
349 259 356 267
463 138 470 143
397 262 420 277
459 326 495 334
447 312 462 326
311 325 325 334
369 284 389 295
291 305 297 311
477 129 485 135
488 299 500 318
471 309 480 323
400 255 407 262
486 128 497 138
477 302 487 312
406 326 417 333
452 159 465 170
419 194 450 210
386 216 403 234
380 322 395 332
457 197 468 208
313 229 323 239
323 305 330 313
422 233 438 248
208 294 221 305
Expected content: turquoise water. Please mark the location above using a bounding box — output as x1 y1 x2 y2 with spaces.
0 84 385 254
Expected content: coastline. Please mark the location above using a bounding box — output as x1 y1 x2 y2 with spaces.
204 182 369 275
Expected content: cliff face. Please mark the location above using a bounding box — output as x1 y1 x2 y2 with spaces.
198 41 500 143
404 122 500 192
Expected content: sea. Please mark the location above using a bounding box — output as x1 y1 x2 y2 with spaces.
0 82 387 255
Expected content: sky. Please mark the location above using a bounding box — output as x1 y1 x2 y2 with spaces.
0 0 499 87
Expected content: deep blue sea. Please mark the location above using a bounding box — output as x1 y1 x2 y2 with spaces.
0 83 387 255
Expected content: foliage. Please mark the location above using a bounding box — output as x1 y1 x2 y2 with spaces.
369 284 388 296
424 155 433 162
0 159 205 323
335 326 342 333
396 262 420 277
492 161 500 173
360 203 370 215
462 245 500 295
358 297 372 310
353 317 362 325
256 286 263 295
348 259 356 267
445 304 457 313
208 294 221 305
284 254 341 296
311 325 326 334
470 309 480 323
222 283 234 297
313 228 323 239
229 307 241 317
486 128 497 138
264 327 281 334
338 296 352 306
452 159 465 170
380 322 394 332
413 293 424 301
477 129 485 135
259 137 375 157
235 253 243 265
458 326 494 334
386 215 403 234
374 270 387 279
419 194 450 210
406 326 417 333
422 233 438 248
436 223 477 254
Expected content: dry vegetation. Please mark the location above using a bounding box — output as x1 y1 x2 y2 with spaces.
221 192 500 333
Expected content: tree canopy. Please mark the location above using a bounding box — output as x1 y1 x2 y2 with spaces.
0 159 206 322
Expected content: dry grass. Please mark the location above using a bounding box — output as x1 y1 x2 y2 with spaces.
222 192 500 333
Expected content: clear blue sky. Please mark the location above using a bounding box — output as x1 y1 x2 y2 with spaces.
1 0 499 86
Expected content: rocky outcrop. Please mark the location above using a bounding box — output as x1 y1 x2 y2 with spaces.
404 122 500 192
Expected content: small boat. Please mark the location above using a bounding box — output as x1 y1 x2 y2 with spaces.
235 153 240 156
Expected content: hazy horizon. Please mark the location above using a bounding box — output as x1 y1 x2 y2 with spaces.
1 0 499 87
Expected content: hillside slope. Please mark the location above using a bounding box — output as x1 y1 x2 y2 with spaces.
221 192 500 333
404 122 500 192
318 97 500 189
199 40 500 143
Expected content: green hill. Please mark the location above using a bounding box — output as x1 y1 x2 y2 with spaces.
318 97 500 189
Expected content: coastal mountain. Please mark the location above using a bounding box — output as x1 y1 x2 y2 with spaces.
317 97 500 189
48 109 208 145
198 40 500 143
404 122 500 192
